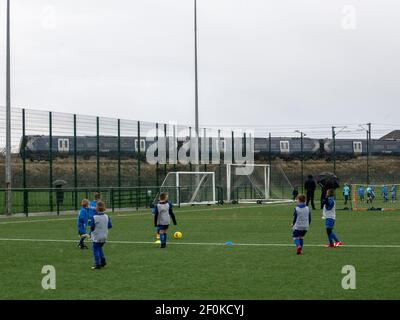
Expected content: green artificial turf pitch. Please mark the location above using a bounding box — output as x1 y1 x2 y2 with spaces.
0 203 399 299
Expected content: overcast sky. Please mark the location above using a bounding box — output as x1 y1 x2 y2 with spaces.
0 0 400 135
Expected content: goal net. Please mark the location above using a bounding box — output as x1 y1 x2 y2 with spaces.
224 163 294 204
351 184 400 211
158 172 216 205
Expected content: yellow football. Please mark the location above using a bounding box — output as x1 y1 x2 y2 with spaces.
174 231 183 239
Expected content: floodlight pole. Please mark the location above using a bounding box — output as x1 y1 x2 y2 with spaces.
359 123 372 185
5 0 12 215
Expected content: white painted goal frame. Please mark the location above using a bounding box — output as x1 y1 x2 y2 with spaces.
159 171 216 205
226 163 271 203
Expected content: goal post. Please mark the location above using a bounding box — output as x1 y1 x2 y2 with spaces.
224 163 294 204
158 171 216 205
226 164 270 203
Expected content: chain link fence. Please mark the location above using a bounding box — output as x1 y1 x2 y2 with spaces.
1 106 399 214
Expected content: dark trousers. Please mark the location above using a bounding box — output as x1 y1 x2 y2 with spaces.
93 242 105 266
306 191 316 210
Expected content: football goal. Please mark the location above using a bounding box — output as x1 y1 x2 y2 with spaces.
226 164 270 203
158 171 216 205
224 163 294 204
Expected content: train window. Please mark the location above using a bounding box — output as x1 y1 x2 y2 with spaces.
58 139 69 152
280 141 290 153
353 141 362 153
135 139 146 151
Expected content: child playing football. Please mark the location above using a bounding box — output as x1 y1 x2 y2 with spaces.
391 185 397 203
291 194 311 255
322 189 343 248
358 185 365 202
89 192 101 225
152 192 177 249
77 199 90 249
366 186 375 204
89 201 112 269
382 185 389 202
343 184 350 206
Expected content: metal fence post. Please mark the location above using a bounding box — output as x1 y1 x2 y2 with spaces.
332 127 336 175
173 125 177 172
164 123 167 178
96 116 100 189
111 187 115 212
189 126 193 173
218 129 221 188
117 119 121 208
137 121 141 209
268 132 272 198
22 108 28 216
367 123 371 185
73 114 78 210
156 123 159 186
231 130 235 201
49 111 53 212
203 128 207 172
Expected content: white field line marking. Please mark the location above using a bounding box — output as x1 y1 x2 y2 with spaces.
0 237 399 248
0 204 286 225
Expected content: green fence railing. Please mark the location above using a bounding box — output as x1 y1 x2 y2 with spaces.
0 186 225 216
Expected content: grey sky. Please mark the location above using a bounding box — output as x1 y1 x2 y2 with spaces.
1 0 400 136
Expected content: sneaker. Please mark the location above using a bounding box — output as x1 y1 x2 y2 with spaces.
91 265 101 270
101 259 107 267
160 243 166 249
296 246 302 255
335 241 343 247
325 243 335 248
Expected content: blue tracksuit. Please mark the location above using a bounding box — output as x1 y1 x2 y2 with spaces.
382 186 389 202
78 207 89 235
77 206 89 246
88 200 97 223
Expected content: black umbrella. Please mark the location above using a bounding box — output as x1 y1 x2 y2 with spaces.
316 172 340 189
52 180 67 186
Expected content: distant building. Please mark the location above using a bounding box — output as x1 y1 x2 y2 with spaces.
380 130 400 141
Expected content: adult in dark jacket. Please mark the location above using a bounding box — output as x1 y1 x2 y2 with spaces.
304 175 316 210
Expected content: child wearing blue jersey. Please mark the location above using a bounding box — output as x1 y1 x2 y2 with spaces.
381 185 389 202
343 184 350 206
88 192 101 225
366 186 375 204
291 194 311 255
358 185 365 202
391 185 397 203
152 192 177 249
89 201 112 270
77 199 90 249
322 189 342 248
